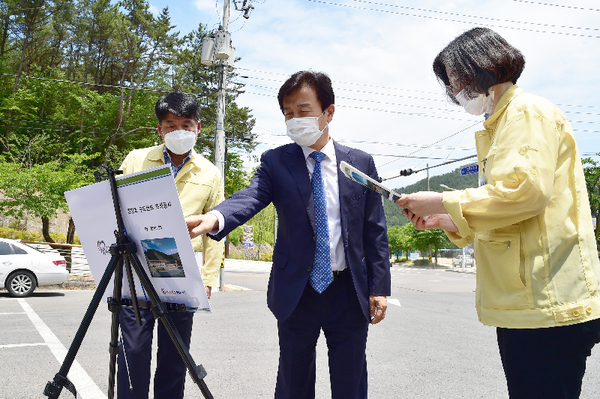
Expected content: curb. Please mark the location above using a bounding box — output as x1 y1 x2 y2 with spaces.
36 275 251 293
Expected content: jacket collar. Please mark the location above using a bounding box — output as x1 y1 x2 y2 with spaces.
149 143 203 170
283 140 358 234
285 143 314 231
484 85 524 129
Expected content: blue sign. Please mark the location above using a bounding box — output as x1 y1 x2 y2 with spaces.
460 164 479 176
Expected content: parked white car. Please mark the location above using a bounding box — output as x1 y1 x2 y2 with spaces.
0 238 69 297
452 254 475 267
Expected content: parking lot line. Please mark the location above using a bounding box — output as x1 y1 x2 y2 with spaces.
18 299 107 399
0 342 47 349
388 298 401 307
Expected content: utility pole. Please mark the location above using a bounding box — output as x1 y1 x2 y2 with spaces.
201 1 255 291
213 0 230 183
214 1 231 293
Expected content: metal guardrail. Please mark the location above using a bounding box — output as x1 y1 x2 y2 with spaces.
20 241 91 275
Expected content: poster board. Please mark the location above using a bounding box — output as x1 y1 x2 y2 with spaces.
65 165 210 313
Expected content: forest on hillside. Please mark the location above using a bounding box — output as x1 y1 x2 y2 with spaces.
0 0 256 241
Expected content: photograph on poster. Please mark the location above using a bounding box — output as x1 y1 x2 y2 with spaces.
141 237 186 278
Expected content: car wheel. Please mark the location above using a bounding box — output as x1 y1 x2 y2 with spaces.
6 271 37 297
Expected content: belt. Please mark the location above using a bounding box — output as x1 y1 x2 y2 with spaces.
332 268 349 281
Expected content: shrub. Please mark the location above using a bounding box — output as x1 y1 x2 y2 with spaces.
0 227 80 244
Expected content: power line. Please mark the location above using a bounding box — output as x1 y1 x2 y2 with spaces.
249 126 599 166
2 73 597 151
5 71 598 118
338 95 473 115
243 85 600 122
383 154 478 181
512 0 600 12
337 103 484 122
305 0 600 39
0 73 170 93
346 0 599 32
4 117 113 132
235 68 600 111
243 89 478 121
243 81 449 104
0 124 156 138
252 128 478 151
380 121 482 167
243 89 599 133
236 67 446 96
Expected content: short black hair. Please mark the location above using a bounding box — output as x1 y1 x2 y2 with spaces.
277 71 335 113
433 27 525 103
155 92 200 122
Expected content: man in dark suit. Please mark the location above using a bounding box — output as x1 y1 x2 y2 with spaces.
186 70 391 399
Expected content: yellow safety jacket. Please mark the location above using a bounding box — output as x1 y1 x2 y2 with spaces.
120 144 224 287
443 85 600 328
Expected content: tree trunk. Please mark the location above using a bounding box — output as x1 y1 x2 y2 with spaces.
0 12 10 57
595 210 600 251
41 217 54 243
66 217 76 244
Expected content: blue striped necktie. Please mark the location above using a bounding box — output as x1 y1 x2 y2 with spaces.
309 151 332 293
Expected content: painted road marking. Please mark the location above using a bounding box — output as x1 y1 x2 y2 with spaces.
18 298 107 399
388 298 401 307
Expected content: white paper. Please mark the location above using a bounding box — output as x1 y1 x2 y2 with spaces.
65 165 210 313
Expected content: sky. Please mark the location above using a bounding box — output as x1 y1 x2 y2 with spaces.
148 0 600 190
141 237 179 255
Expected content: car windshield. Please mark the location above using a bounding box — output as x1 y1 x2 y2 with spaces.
19 242 40 252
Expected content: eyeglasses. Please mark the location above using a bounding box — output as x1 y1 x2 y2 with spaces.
446 77 471 96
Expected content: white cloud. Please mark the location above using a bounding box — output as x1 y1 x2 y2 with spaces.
153 0 600 188
193 0 219 12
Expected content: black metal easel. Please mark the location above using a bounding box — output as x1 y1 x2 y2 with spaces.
43 167 213 399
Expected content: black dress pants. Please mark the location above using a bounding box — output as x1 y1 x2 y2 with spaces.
497 318 600 399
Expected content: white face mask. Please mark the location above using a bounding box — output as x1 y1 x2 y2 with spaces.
455 82 513 116
163 129 197 155
285 110 328 147
455 89 495 116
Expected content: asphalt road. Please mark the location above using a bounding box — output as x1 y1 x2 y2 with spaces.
1 264 600 398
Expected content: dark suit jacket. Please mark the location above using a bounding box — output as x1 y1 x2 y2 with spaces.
209 140 391 322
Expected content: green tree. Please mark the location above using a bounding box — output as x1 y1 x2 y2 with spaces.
224 151 250 197
413 228 454 265
387 223 414 260
0 154 95 241
383 198 408 227
0 0 258 242
583 156 600 249
248 203 275 247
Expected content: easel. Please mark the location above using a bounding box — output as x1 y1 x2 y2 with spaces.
43 167 213 399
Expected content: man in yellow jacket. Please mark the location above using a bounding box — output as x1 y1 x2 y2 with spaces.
117 91 224 399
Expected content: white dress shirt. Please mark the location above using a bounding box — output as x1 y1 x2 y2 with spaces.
210 138 347 272
302 138 347 272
